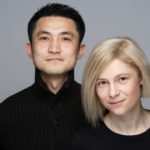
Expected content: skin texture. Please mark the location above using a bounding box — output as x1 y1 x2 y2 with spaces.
96 59 142 117
26 16 85 93
95 59 150 135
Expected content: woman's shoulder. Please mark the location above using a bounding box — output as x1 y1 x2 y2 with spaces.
73 120 106 138
71 121 107 150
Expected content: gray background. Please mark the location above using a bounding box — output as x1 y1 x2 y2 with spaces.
1 0 150 108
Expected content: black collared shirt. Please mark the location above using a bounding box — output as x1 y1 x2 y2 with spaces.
0 69 87 150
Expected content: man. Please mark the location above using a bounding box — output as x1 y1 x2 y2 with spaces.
0 3 87 150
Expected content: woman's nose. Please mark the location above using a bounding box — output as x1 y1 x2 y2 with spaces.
109 83 119 98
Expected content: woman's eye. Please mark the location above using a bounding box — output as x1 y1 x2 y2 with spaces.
97 80 108 88
119 77 128 83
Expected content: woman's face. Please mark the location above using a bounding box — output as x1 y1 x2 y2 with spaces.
96 58 142 116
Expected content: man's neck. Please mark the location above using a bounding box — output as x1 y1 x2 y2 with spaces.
41 73 68 94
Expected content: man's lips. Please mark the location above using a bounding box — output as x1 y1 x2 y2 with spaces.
46 58 64 61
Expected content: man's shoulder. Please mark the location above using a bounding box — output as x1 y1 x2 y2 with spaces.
0 84 34 106
71 80 81 90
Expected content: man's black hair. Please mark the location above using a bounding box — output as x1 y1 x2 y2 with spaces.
28 3 85 44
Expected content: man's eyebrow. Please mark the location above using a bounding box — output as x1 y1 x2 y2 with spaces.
36 30 51 36
61 31 75 37
36 30 75 37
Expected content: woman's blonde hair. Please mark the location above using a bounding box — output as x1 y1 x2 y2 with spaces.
82 37 150 126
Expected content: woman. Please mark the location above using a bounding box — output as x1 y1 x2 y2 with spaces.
71 37 150 150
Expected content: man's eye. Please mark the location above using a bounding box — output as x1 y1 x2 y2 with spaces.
39 36 49 41
62 37 71 41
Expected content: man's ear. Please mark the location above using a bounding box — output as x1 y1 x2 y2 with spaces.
77 44 86 60
25 42 33 59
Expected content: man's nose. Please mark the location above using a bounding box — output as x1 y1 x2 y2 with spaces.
48 38 61 53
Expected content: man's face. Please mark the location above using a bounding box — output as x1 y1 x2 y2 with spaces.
26 16 85 78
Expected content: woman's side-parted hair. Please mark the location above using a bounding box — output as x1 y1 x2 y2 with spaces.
82 36 150 126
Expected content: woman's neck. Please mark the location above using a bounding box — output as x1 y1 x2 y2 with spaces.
103 108 150 135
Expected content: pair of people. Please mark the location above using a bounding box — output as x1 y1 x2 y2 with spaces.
0 2 150 150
